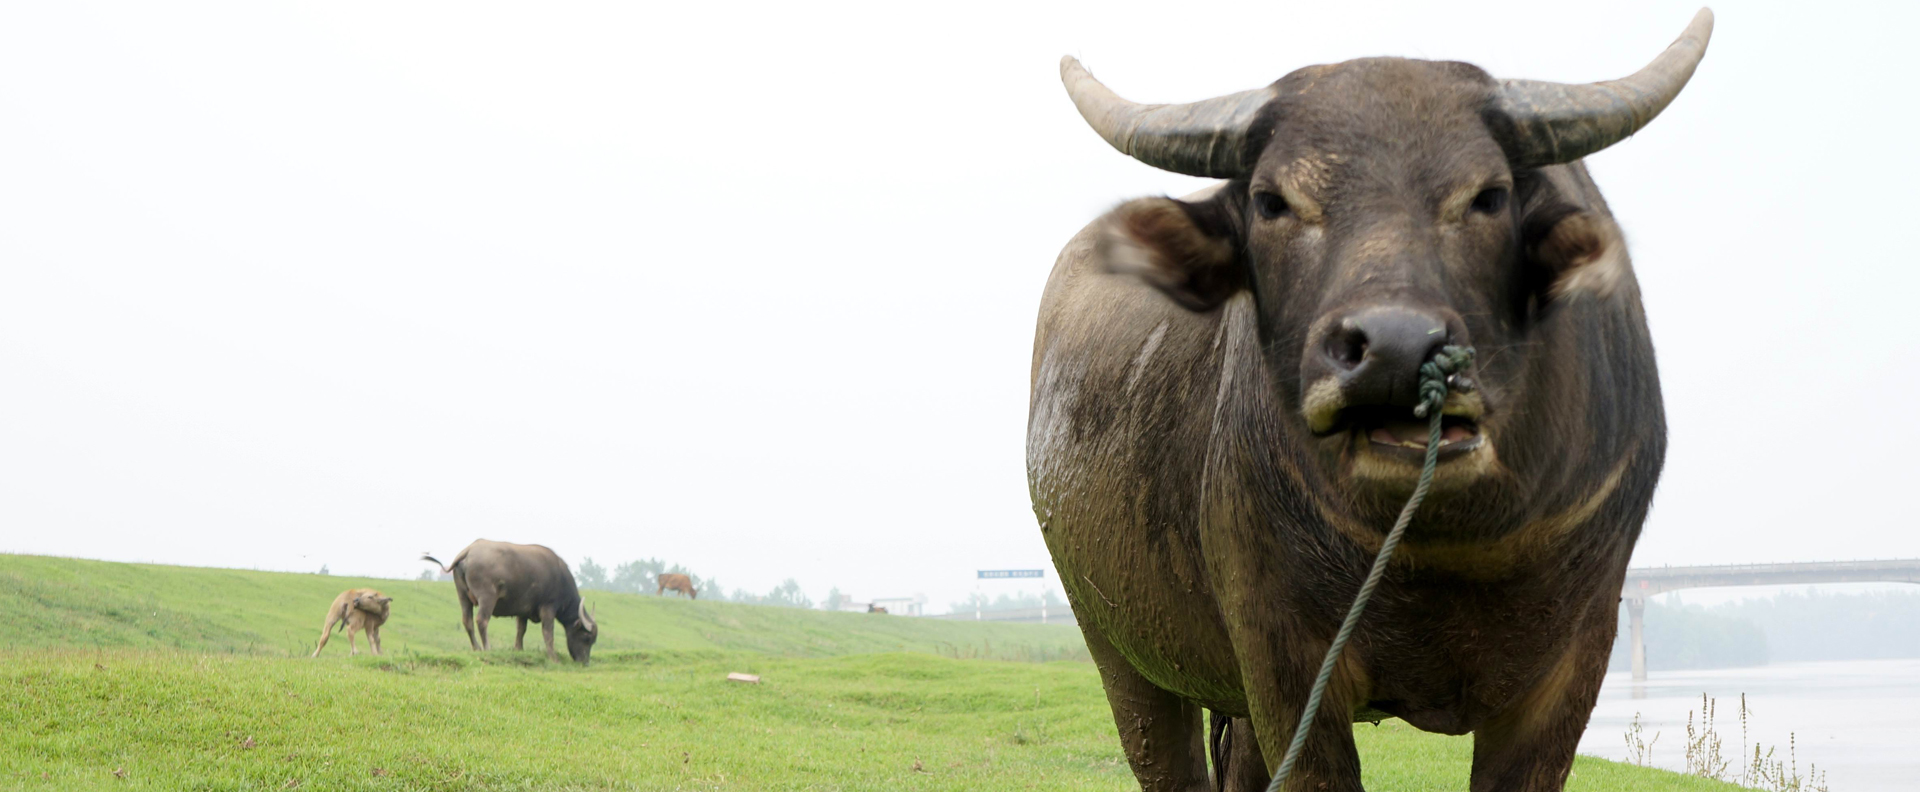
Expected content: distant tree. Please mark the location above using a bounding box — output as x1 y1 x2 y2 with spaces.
767 578 812 609
564 558 828 609
576 557 610 591
1707 589 1920 664
318 565 330 575
1610 600 1767 671
824 587 847 611
416 569 435 582
611 558 666 595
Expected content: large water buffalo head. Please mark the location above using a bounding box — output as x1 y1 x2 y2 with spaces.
1068 10 1708 530
566 605 598 665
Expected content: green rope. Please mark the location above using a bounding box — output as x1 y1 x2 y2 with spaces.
1264 345 1474 791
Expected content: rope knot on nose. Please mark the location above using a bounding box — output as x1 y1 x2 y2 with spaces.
1412 346 1475 419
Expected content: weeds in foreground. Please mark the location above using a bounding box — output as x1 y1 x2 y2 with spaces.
1684 694 1729 780
1624 712 1660 767
1010 687 1051 746
1628 693 1829 791
1733 694 1829 792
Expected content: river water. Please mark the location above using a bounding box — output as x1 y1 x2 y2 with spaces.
1577 659 1920 791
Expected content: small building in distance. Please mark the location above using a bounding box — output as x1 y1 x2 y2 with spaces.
870 595 925 616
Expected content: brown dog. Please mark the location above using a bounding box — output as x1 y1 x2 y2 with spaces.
311 588 392 657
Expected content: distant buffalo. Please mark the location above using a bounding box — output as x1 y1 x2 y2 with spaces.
868 604 888 614
311 588 391 657
656 573 696 599
422 540 599 665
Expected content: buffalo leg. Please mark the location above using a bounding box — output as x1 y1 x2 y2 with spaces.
346 622 361 657
368 625 383 656
515 617 529 651
1468 628 1611 791
539 604 559 662
1237 637 1363 791
1210 713 1270 792
470 586 498 650
1081 623 1210 792
460 594 479 650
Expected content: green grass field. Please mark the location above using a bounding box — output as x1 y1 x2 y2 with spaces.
1 554 1743 791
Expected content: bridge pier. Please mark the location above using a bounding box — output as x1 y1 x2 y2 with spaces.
1626 597 1647 683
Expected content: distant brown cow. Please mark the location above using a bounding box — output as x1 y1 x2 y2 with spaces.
656 573 697 599
311 588 392 657
868 604 888 614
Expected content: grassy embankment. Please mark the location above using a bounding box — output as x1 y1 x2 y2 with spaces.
1 554 1743 790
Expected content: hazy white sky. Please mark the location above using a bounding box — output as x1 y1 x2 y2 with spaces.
3 1 1915 613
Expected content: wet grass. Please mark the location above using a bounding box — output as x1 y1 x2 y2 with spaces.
4 649 1128 791
1 554 1746 790
3 648 1751 791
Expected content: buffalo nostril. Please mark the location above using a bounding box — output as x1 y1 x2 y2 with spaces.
1312 307 1460 408
1327 324 1369 370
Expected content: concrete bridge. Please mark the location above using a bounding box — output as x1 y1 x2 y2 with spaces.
1621 559 1920 681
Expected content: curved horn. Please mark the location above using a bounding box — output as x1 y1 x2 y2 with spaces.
1495 8 1714 167
580 603 596 631
1060 56 1277 178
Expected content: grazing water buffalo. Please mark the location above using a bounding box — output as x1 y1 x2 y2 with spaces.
656 572 697 599
1028 11 1711 791
311 588 391 657
422 540 598 665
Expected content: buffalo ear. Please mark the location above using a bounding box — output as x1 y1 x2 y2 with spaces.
1526 209 1627 303
1096 196 1243 311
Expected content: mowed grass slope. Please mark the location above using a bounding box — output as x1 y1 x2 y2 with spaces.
2 555 1742 791
0 554 1086 660
6 650 1129 791
5 650 1746 792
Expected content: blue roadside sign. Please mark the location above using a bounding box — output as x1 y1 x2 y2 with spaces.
977 570 1044 579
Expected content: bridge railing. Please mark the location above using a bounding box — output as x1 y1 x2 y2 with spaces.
925 607 1075 625
1624 558 1920 583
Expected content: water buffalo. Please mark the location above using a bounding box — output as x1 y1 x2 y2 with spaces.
422 540 598 665
311 588 391 657
1029 11 1711 791
656 572 696 599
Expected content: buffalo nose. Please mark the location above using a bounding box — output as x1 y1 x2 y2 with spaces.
1319 307 1454 407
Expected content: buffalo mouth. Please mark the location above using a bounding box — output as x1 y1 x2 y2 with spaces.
1336 405 1484 462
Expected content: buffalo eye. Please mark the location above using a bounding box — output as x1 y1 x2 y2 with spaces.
1253 191 1291 220
1470 187 1509 215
